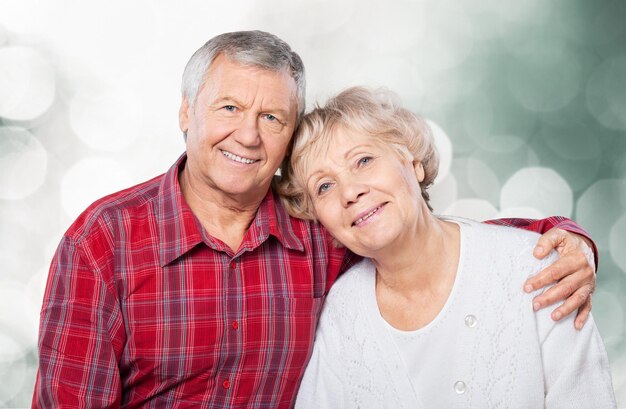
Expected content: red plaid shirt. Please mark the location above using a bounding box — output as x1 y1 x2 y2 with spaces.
33 154 593 408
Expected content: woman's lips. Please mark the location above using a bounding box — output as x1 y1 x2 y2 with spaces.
352 203 388 226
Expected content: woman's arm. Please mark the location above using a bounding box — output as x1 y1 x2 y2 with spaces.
295 340 345 409
538 309 616 407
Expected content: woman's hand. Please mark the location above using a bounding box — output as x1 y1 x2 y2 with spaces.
524 228 596 330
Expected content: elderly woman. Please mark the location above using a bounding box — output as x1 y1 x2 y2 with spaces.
280 87 616 408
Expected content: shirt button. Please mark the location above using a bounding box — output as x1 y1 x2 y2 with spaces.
464 314 478 328
230 261 236 270
454 381 467 394
232 320 239 330
223 379 231 389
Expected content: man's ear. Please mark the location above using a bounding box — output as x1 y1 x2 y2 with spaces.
414 160 425 183
179 97 190 133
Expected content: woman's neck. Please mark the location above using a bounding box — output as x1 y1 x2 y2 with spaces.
373 214 461 331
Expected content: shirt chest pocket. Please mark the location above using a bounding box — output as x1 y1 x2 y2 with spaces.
244 296 324 378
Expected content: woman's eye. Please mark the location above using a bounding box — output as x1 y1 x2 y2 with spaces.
317 182 332 195
358 156 373 166
223 105 237 112
265 114 277 121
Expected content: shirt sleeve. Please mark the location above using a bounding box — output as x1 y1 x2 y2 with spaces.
484 216 598 269
32 236 124 408
537 308 616 407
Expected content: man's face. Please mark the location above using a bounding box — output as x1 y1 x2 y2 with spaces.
179 54 298 203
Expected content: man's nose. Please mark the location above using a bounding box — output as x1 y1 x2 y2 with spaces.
234 114 261 147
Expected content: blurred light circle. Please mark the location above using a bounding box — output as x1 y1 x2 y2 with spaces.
538 120 603 161
609 214 626 274
70 85 142 151
40 0 158 79
427 120 453 183
500 167 573 217
589 1 626 51
0 218 35 286
463 93 494 149
430 173 458 215
0 332 23 364
60 157 132 219
576 179 626 250
0 0 48 35
0 127 48 200
346 1 427 54
0 281 38 355
586 56 626 131
0 349 27 404
548 157 603 194
466 158 500 206
497 0 547 27
472 143 540 183
0 24 7 47
475 134 526 154
444 198 498 221
262 0 354 37
415 3 475 72
26 266 48 312
507 42 581 112
0 46 56 121
496 206 545 219
350 57 426 108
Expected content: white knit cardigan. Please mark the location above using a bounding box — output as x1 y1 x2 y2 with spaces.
295 218 616 409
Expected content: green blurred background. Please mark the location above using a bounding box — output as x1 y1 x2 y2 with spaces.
0 0 624 406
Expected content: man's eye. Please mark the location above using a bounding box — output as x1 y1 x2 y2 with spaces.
224 105 237 112
317 182 332 195
264 114 284 124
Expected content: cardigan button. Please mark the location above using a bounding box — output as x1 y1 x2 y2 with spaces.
464 314 478 328
454 381 467 394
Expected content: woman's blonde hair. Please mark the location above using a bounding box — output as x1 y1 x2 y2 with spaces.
278 86 439 220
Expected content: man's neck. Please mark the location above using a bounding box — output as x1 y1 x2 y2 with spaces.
179 167 267 253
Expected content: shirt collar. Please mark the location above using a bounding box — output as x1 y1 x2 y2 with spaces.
156 153 205 267
156 153 303 266
248 187 304 253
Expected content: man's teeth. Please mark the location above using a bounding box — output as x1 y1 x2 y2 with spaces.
354 207 381 225
222 150 256 164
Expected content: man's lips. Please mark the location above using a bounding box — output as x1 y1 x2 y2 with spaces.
352 203 388 226
221 149 258 164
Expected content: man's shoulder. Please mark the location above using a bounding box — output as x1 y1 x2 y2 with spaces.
450 216 543 250
65 173 165 242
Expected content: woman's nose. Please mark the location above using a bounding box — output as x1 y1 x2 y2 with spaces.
340 177 369 207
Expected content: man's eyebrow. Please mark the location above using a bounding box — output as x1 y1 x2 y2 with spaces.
211 96 291 118
211 95 245 106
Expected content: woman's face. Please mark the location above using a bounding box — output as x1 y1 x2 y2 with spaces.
305 126 426 258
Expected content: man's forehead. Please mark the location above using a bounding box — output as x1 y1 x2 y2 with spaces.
204 60 296 102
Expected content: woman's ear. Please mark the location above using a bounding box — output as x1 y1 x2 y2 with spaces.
414 160 425 183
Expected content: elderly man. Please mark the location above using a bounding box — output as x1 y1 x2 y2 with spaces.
33 31 597 408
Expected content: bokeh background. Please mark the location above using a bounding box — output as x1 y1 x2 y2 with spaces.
1 0 625 407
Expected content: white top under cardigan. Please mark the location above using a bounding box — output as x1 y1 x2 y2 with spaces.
295 218 616 409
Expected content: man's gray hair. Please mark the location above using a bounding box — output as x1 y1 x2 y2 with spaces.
181 30 306 122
